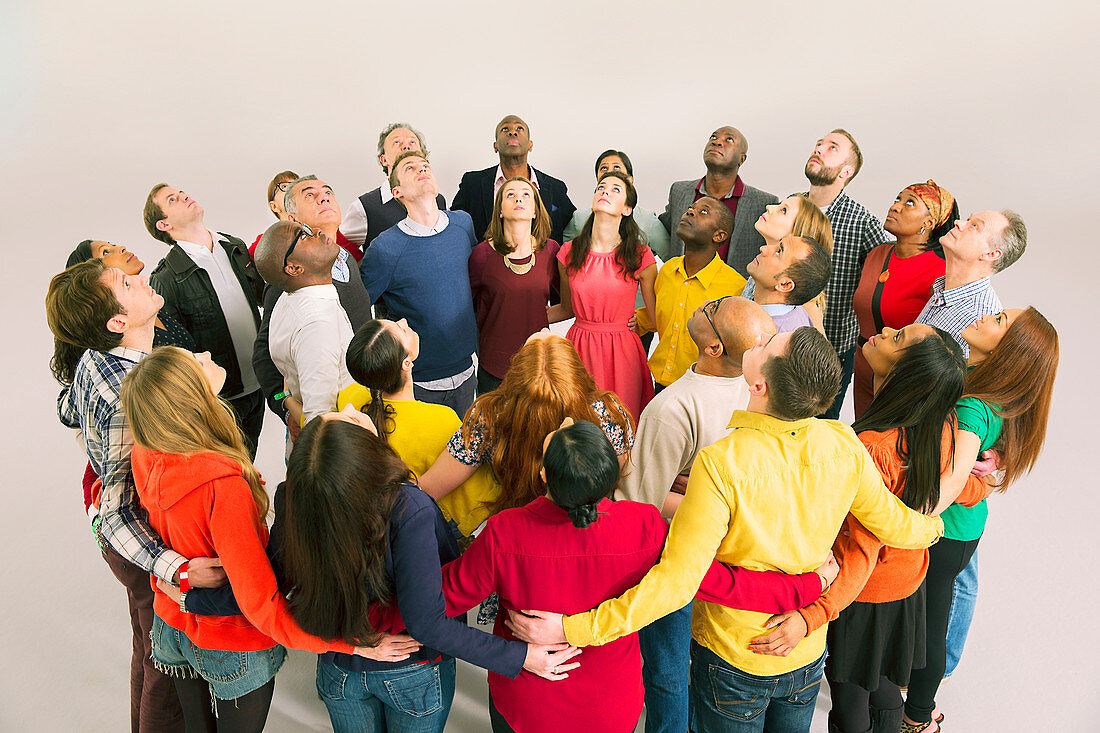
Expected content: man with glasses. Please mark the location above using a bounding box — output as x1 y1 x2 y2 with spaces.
254 220 355 428
633 196 745 392
745 235 832 333
144 183 265 456
619 295 777 732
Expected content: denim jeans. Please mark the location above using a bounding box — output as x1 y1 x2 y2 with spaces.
414 372 476 420
690 642 825 733
822 345 856 420
317 656 456 733
945 548 978 677
638 602 692 733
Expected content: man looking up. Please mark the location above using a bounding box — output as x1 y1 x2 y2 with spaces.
341 122 447 257
48 261 229 733
360 151 479 416
255 220 355 427
634 197 746 390
252 175 373 432
661 126 779 275
144 184 265 456
746 235 833 333
619 296 776 733
801 129 890 419
452 114 575 243
508 326 944 733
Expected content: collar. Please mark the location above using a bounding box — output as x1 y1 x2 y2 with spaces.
380 180 394 204
495 164 539 189
674 253 726 287
287 283 338 300
697 175 744 200
524 495 614 522
824 189 850 215
760 303 796 316
175 229 221 257
398 210 449 237
929 275 993 305
107 346 149 364
726 409 814 434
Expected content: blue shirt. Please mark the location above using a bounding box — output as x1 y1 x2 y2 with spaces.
915 276 1002 357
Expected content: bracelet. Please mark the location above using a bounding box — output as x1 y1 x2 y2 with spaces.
273 390 293 401
179 561 191 593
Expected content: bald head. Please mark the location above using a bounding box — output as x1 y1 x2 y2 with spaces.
254 220 299 291
689 296 776 370
703 126 748 174
495 114 532 162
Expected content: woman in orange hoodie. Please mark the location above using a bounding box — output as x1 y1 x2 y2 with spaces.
121 347 416 732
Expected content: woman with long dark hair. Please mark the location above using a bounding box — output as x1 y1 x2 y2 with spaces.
280 413 580 732
547 170 657 420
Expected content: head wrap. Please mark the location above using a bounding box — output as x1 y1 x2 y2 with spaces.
904 180 955 227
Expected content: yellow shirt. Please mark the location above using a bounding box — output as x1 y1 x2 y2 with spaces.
563 410 944 676
636 255 746 386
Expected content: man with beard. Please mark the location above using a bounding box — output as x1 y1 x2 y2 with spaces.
802 129 889 419
660 126 778 277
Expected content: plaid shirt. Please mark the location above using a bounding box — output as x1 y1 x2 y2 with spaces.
817 190 890 353
915 276 1002 358
58 347 186 582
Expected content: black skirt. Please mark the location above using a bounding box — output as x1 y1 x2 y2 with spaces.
825 581 927 691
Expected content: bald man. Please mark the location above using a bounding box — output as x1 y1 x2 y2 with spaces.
618 295 777 732
451 114 575 243
660 125 779 278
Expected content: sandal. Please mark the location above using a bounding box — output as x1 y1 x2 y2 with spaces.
901 720 939 733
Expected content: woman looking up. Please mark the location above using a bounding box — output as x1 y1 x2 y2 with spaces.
469 176 560 394
548 171 657 420
851 180 958 417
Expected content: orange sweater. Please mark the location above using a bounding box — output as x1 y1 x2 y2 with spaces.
799 426 988 632
131 447 354 655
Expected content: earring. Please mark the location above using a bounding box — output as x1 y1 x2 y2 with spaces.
920 226 925 233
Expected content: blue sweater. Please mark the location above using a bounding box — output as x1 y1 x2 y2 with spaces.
359 212 479 381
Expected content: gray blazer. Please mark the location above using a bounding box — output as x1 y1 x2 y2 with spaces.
659 178 779 278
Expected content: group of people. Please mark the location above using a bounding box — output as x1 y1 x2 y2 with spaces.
46 115 1059 733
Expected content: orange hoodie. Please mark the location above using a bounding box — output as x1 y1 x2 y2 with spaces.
131 447 354 655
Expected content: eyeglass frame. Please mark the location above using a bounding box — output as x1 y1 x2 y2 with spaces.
702 296 730 354
284 223 314 271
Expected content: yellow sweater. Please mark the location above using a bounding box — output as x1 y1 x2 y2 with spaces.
563 410 943 676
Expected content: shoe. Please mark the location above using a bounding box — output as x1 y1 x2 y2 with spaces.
900 720 939 733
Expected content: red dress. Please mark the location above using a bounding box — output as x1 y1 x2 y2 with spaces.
558 241 655 421
852 244 945 417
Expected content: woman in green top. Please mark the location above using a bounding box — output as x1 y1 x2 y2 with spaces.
903 307 1059 733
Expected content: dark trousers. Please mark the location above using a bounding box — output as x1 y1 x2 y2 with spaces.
103 547 185 733
904 537 980 723
476 366 504 396
488 694 517 732
822 345 856 420
827 676 903 733
413 372 476 420
226 389 264 460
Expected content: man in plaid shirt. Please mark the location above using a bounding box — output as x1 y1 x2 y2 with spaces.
803 129 889 419
48 260 227 733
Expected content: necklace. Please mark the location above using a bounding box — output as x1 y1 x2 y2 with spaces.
503 251 535 275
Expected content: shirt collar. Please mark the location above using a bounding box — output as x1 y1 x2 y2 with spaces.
726 409 815 434
495 164 539 190
941 276 993 305
289 283 339 299
674 253 727 288
107 346 149 364
760 303 796 316
380 180 394 204
697 175 744 200
524 495 614 522
398 210 449 237
175 230 223 258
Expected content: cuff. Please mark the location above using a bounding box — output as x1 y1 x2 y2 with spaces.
179 591 189 614
562 612 594 647
799 603 828 635
155 552 188 586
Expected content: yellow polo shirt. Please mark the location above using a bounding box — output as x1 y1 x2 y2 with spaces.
636 255 746 386
563 410 943 676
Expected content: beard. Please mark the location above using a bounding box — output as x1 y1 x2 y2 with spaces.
804 159 842 187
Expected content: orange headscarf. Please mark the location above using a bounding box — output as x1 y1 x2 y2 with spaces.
904 179 955 227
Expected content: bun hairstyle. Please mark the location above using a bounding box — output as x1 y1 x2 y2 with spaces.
542 420 620 529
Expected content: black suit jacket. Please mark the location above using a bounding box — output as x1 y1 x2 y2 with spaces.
451 165 576 244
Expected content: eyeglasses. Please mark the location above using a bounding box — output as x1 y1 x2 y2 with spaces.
703 296 730 354
284 224 313 271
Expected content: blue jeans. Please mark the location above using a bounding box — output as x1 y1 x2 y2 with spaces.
638 602 692 733
945 548 978 677
317 656 456 733
822 345 856 420
690 642 825 733
414 372 477 420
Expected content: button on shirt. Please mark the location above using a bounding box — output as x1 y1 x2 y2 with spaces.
177 232 260 398
915 276 1001 358
636 255 746 386
268 284 355 423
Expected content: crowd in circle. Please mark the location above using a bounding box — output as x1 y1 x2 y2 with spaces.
47 115 1059 733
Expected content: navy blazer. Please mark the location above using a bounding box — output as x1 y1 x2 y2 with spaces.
451 165 576 245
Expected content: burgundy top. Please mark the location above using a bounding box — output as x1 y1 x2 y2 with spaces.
440 496 823 733
469 239 561 378
693 176 745 262
852 243 946 417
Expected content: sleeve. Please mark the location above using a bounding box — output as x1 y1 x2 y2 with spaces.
658 186 674 234
634 305 655 334
183 584 242 616
847 448 943 550
954 473 991 508
208 478 354 653
359 239 395 306
149 265 182 326
391 500 526 677
447 420 488 466
468 244 487 306
642 211 672 261
439 519 499 616
57 385 79 429
556 240 571 267
616 414 693 508
562 446 732 647
797 513 882 633
635 246 657 277
340 197 368 249
595 400 633 454
563 211 583 242
290 315 350 423
862 212 890 257
545 240 562 294
450 173 473 217
695 561 823 615
955 398 995 446
252 286 289 423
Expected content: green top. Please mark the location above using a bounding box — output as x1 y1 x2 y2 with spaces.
941 396 1003 540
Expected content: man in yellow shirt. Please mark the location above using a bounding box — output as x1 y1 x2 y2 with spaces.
507 326 944 732
635 196 747 391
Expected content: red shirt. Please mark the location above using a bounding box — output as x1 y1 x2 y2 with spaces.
440 497 822 733
693 176 745 262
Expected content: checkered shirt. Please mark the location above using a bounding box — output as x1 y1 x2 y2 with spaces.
915 276 1002 358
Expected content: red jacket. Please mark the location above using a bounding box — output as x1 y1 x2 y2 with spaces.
131 447 354 654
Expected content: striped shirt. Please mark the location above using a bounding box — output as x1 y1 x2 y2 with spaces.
914 276 1002 357
58 347 186 582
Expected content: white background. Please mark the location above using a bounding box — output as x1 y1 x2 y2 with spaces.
2 1 1097 730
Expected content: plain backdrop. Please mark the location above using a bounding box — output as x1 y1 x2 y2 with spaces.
2 1 1097 730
